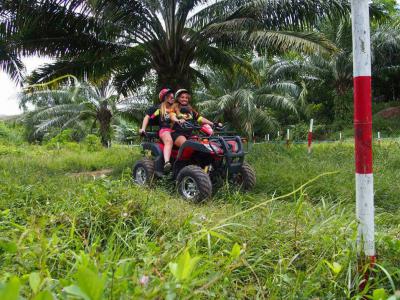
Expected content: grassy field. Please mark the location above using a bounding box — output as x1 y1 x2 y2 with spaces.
1 138 400 299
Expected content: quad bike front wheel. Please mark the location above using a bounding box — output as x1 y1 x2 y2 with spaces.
177 165 212 202
132 158 155 186
232 162 256 191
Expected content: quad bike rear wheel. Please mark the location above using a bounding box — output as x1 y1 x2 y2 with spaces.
177 165 212 202
132 158 155 186
232 162 256 191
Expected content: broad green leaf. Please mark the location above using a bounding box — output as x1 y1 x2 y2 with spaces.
332 262 342 274
29 272 41 294
169 262 178 279
230 243 241 260
0 209 10 216
324 260 342 275
64 266 106 300
63 285 90 300
209 230 231 242
169 249 201 282
75 267 106 300
373 288 387 300
33 290 54 300
0 277 20 300
0 240 17 253
177 250 191 280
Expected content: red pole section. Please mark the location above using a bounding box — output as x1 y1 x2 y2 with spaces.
351 0 375 262
307 118 313 154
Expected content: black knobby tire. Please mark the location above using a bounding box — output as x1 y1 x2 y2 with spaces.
176 165 212 202
132 158 155 186
234 162 256 191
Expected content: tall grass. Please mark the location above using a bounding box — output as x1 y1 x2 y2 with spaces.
0 140 399 299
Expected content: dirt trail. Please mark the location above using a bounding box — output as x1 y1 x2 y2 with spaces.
375 106 400 119
68 168 113 178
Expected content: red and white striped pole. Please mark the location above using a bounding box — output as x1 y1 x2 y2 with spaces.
307 119 314 154
351 0 375 268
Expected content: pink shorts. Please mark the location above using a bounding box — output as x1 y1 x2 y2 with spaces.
159 128 174 138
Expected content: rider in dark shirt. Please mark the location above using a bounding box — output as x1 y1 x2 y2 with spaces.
170 89 220 148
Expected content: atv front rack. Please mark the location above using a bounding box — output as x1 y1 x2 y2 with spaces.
206 136 245 174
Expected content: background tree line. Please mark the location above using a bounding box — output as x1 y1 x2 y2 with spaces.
1 0 400 144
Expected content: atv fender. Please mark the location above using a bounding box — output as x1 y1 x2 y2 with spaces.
176 140 211 161
141 142 164 176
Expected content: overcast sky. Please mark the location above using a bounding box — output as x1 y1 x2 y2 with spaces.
1 2 400 116
0 56 53 116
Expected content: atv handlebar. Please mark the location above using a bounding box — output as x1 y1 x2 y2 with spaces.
140 131 158 139
178 121 227 132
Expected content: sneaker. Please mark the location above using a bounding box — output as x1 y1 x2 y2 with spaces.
164 161 172 172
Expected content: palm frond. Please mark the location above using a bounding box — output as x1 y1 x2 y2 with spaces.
31 103 85 122
269 81 300 97
194 44 253 79
252 109 277 131
187 0 244 30
256 94 297 113
34 114 75 135
214 30 337 54
242 0 349 31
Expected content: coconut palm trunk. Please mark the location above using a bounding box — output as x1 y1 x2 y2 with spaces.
97 104 113 147
156 65 193 92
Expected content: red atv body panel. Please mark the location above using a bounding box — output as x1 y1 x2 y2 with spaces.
156 142 195 160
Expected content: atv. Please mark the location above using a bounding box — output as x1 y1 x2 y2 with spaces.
132 122 256 202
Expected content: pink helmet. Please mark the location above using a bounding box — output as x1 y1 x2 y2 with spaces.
159 88 174 102
200 124 213 136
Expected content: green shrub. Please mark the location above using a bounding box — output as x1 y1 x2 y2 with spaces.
288 123 308 141
373 115 400 137
0 122 24 145
0 144 22 156
45 129 75 149
83 134 102 152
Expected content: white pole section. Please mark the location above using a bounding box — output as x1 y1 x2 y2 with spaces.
351 0 375 262
286 129 290 148
308 119 314 154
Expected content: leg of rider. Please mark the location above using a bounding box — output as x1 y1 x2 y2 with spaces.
174 135 187 148
160 132 173 163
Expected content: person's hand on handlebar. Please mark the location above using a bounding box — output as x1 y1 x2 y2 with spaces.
139 128 146 136
177 119 187 126
213 122 224 130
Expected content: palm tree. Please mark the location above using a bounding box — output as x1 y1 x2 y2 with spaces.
20 82 120 146
268 12 400 122
1 0 348 96
197 57 302 138
268 16 354 122
0 20 24 83
371 22 400 101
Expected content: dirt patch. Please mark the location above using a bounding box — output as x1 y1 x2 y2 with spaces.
375 106 400 119
68 168 113 178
